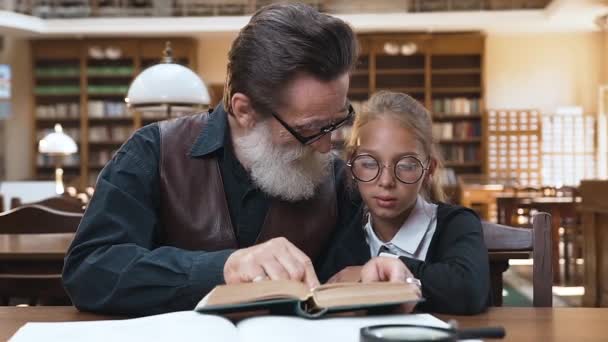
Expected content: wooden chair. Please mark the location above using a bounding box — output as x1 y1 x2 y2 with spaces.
8 195 85 213
579 180 608 307
0 204 83 234
0 204 83 305
483 212 552 307
9 197 22 210
32 195 86 213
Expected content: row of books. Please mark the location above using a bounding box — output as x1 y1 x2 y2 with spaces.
89 150 116 167
35 85 80 96
36 103 80 119
440 145 480 163
87 85 129 95
432 98 481 115
88 101 130 118
35 66 134 78
437 168 458 186
87 66 134 77
432 122 481 140
35 67 79 78
89 126 133 143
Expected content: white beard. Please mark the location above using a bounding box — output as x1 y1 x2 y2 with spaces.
233 121 332 202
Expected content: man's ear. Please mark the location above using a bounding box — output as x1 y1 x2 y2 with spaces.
230 93 258 129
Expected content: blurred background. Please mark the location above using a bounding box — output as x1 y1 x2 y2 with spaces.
1 0 608 308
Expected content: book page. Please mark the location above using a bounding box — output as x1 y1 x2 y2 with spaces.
9 311 237 342
237 313 457 342
312 282 419 308
196 280 310 310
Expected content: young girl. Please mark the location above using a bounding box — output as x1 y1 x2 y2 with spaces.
334 90 490 315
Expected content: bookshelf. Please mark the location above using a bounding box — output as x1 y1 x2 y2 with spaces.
341 33 485 186
31 38 197 189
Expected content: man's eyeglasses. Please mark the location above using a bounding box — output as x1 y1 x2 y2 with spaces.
347 154 429 184
270 103 355 145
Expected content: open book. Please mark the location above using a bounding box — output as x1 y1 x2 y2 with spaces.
196 280 421 318
10 311 455 342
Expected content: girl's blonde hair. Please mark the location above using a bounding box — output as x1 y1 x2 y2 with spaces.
345 91 446 203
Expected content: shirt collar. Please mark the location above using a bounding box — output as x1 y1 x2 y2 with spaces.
189 105 229 158
391 196 437 255
364 195 437 256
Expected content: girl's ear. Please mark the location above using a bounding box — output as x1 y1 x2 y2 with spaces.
424 157 438 184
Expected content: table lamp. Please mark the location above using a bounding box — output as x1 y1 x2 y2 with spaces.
38 123 78 194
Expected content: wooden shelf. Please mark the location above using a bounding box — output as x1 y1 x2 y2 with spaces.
88 117 133 124
432 87 482 94
444 161 482 167
32 38 197 188
385 87 426 93
433 114 482 120
35 75 81 80
376 69 425 75
440 138 481 144
88 141 123 148
87 72 135 78
87 92 128 97
36 118 81 125
432 68 481 75
34 93 80 97
348 88 369 94
37 165 80 172
352 70 369 76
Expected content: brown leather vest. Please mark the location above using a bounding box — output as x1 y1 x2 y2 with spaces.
157 113 338 261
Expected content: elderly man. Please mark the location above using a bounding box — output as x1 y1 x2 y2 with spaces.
63 3 417 315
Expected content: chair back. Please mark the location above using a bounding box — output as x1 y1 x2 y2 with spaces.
0 204 83 234
32 195 86 213
482 212 552 307
9 197 22 209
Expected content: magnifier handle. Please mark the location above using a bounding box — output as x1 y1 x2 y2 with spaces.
457 326 506 339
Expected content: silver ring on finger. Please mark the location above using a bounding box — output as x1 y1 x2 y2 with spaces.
405 277 422 288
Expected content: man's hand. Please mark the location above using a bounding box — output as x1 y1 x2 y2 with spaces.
223 237 320 288
360 257 422 313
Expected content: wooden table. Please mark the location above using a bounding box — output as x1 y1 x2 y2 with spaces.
0 233 74 273
2 307 608 341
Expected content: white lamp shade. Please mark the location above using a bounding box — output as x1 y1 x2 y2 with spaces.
38 124 78 155
126 63 210 106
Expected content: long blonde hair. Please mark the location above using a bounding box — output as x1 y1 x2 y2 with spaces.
346 91 446 203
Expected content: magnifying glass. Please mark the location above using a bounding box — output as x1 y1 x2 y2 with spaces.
360 324 505 342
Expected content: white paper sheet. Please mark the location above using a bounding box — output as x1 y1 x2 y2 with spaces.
9 311 238 342
10 311 481 342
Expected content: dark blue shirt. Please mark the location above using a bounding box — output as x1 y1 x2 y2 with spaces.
62 107 368 316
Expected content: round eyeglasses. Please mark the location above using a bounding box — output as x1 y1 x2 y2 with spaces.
348 155 428 184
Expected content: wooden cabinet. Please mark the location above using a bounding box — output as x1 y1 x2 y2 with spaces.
31 38 197 189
